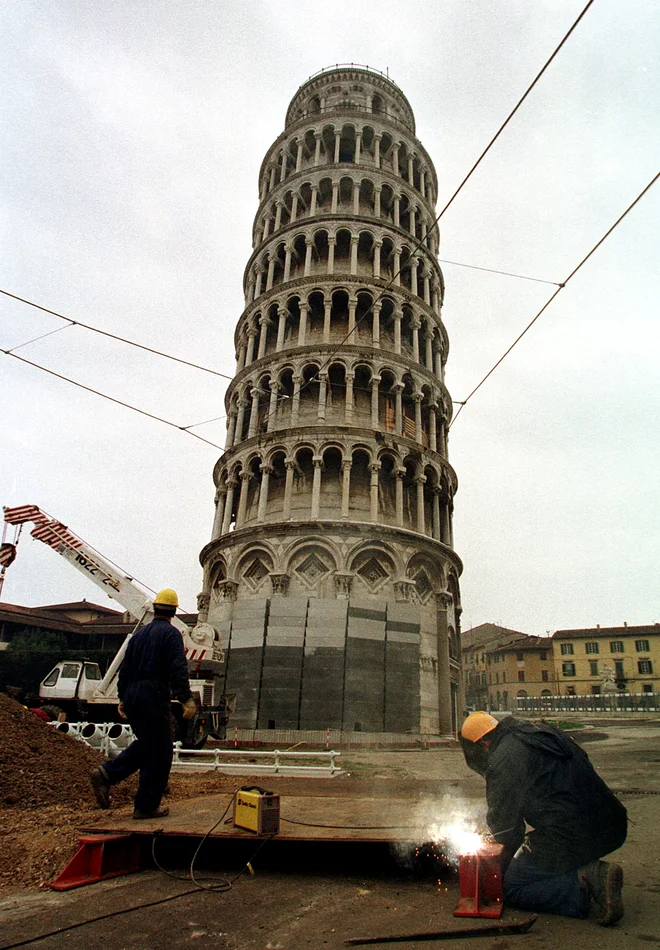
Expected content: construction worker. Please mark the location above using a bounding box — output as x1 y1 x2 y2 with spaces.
460 711 627 926
91 589 197 819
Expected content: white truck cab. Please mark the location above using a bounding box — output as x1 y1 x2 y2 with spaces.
40 660 103 703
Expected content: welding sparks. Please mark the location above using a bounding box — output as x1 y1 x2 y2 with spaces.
429 821 485 859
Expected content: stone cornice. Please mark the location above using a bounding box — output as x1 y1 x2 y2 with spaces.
199 517 463 577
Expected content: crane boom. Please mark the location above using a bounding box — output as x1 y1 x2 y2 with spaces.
2 504 225 675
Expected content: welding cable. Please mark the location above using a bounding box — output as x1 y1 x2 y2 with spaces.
150 789 276 892
280 816 416 831
0 886 204 950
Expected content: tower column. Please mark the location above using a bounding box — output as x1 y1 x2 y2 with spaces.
344 373 354 424
323 300 332 343
425 320 434 370
245 327 257 366
298 304 308 346
331 180 339 213
283 245 292 283
266 254 275 291
411 317 421 363
267 381 279 432
371 376 381 429
432 487 441 541
257 316 270 360
327 235 336 274
394 309 402 354
369 462 381 522
372 301 381 348
235 398 248 443
221 478 238 534
317 372 328 422
413 392 423 444
257 464 272 521
373 240 382 280
341 460 352 519
311 456 323 518
225 409 238 450
415 475 426 534
236 471 252 528
283 459 296 519
211 486 226 539
393 383 403 436
395 468 405 526
236 340 247 372
429 404 437 452
314 131 322 166
348 296 357 339
291 374 302 426
248 387 260 438
276 308 288 351
350 234 359 274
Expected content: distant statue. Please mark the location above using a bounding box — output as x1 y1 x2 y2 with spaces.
601 664 617 693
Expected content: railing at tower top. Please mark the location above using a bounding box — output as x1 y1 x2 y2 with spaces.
306 63 397 86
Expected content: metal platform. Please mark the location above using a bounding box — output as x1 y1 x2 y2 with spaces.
80 778 479 844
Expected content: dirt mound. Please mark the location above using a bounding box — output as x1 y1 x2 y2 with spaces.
0 691 124 808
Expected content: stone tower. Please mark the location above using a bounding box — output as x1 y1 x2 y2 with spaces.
199 66 463 735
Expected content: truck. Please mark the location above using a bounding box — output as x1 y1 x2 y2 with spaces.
1 504 231 747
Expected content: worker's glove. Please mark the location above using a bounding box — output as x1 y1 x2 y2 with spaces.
117 701 127 720
182 697 197 720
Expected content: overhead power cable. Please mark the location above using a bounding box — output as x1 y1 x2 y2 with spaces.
0 289 235 382
449 170 660 428
437 259 561 286
254 0 596 432
0 347 225 450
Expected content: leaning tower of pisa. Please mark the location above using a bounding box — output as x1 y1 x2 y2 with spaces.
198 66 463 735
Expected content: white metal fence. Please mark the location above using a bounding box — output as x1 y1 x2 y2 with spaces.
516 692 660 714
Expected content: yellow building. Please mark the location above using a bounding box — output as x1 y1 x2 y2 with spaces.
552 624 660 695
486 636 556 711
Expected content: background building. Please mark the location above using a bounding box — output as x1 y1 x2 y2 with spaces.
199 66 463 735
552 624 660 696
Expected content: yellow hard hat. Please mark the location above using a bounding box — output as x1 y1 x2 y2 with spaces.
153 588 179 607
461 711 499 743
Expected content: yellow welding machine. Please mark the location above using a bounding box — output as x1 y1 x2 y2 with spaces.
233 786 280 835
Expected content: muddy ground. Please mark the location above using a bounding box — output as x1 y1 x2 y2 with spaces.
1 715 659 950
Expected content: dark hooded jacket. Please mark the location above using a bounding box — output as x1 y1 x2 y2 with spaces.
482 718 627 873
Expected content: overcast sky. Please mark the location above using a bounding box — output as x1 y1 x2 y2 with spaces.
2 0 658 637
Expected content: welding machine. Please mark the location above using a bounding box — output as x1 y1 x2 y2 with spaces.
233 786 280 835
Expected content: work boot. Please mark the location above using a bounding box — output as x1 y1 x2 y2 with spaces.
132 805 170 820
90 766 111 809
581 860 624 926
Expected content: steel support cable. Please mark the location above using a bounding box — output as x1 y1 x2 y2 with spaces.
449 170 660 428
0 348 225 450
0 288 236 382
254 0 595 432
